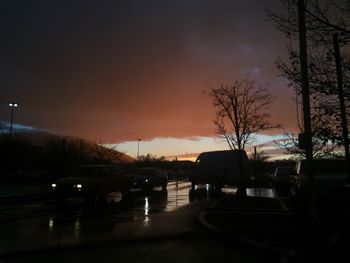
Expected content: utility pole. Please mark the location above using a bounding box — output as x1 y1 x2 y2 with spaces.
333 33 350 184
298 0 316 220
137 138 141 160
253 146 257 160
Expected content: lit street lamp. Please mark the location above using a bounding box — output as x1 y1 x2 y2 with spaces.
137 138 141 160
8 102 18 139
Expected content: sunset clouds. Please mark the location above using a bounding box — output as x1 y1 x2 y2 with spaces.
0 0 297 146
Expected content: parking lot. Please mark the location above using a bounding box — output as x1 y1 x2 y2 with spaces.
0 180 233 256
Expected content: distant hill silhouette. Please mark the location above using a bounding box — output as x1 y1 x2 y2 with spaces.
0 122 134 163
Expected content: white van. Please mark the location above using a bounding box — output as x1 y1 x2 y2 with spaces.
189 150 252 190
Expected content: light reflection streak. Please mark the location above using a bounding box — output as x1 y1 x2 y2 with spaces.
144 197 149 216
74 217 80 237
49 218 54 230
144 197 150 227
221 187 236 194
246 188 275 198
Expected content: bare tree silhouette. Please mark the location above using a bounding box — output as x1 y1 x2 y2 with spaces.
208 77 279 151
274 132 339 159
268 0 350 156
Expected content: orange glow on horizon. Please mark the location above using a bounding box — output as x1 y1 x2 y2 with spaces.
0 0 300 151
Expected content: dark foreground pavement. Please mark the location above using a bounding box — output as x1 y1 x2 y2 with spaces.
0 184 298 263
0 198 290 263
2 182 349 263
200 194 350 262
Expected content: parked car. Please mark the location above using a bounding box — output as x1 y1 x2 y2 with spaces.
189 150 252 191
51 165 134 204
272 166 294 196
293 159 349 203
129 167 168 192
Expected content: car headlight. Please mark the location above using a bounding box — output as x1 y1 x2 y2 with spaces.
145 179 149 183
51 183 57 189
76 184 82 189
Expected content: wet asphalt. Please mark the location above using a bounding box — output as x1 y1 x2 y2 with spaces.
0 182 224 256
0 182 304 263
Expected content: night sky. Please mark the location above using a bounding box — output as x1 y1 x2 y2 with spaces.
0 0 296 157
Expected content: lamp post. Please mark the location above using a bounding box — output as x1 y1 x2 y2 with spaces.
136 138 141 160
8 102 18 139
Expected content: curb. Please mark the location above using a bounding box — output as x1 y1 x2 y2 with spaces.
198 210 306 261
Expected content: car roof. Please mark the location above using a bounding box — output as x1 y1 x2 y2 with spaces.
296 159 347 173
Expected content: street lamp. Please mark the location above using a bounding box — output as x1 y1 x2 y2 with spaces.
8 102 18 139
136 138 141 160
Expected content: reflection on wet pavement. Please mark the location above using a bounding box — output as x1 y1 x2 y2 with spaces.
105 192 123 203
0 181 281 256
165 182 192 212
43 182 194 243
247 188 275 198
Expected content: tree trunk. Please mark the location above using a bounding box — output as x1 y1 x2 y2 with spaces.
236 149 247 197
298 0 316 220
333 33 350 185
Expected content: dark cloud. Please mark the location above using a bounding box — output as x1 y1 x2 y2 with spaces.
0 0 295 142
